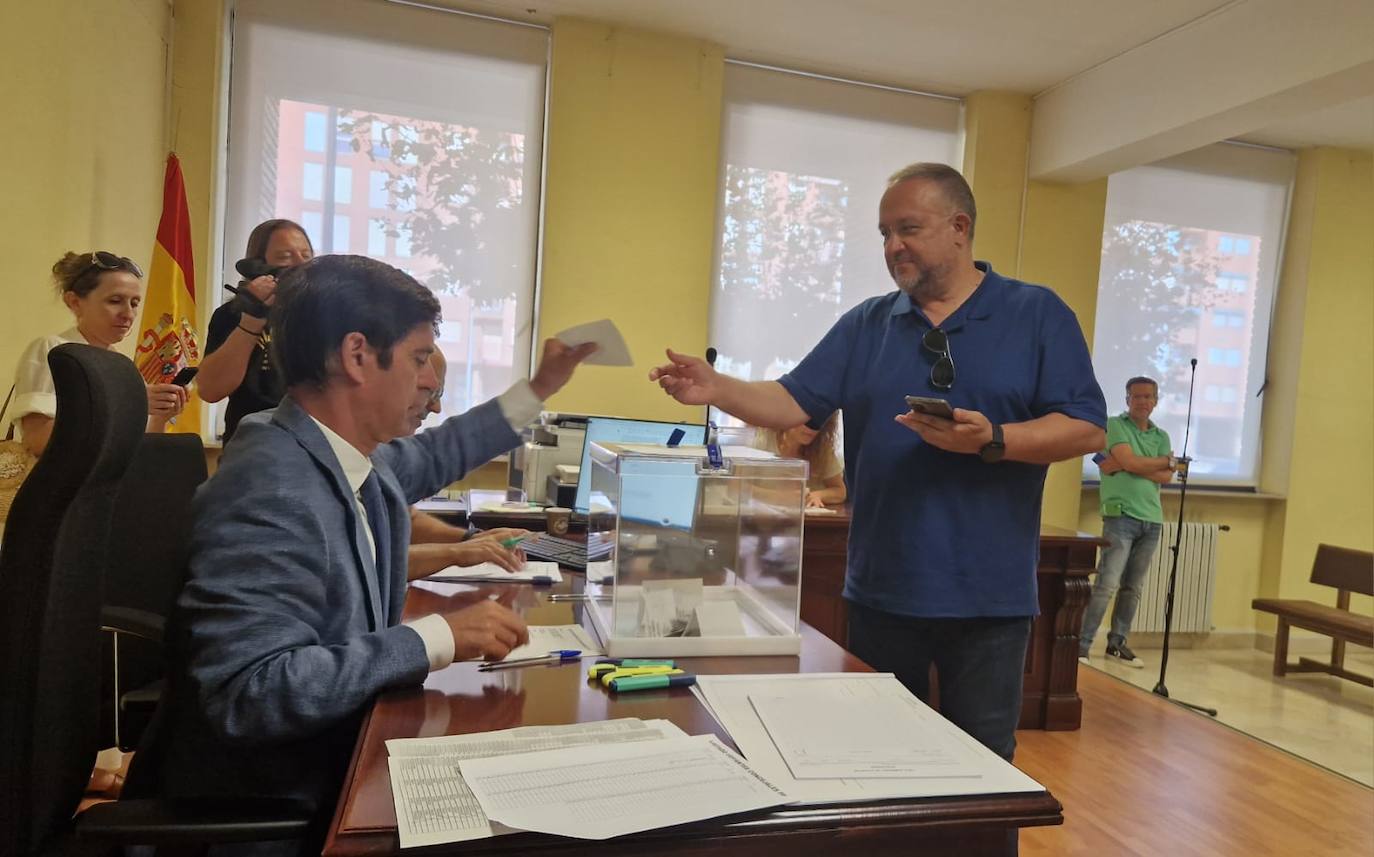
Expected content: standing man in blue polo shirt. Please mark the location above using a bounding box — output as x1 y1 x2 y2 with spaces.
649 163 1106 760
1079 376 1178 668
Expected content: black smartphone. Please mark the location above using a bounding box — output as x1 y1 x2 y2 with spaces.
170 366 199 387
904 395 954 420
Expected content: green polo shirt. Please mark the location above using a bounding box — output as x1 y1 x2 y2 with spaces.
1100 413 1171 524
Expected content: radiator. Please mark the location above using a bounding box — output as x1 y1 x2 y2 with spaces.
1133 522 1220 633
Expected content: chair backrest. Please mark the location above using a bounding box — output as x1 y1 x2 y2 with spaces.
0 344 149 856
1311 544 1374 599
106 433 209 621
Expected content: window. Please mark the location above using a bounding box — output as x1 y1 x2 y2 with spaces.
1206 348 1241 367
708 63 962 421
302 162 324 201
367 219 387 255
299 211 323 249
334 166 353 204
1212 309 1245 328
332 214 351 253
223 0 548 437
1088 142 1294 486
1216 272 1248 293
368 170 388 208
303 111 326 152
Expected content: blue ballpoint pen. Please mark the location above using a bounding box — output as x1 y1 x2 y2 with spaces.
479 649 581 671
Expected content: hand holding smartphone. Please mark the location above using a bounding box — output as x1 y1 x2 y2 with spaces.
904 395 955 420
170 366 199 387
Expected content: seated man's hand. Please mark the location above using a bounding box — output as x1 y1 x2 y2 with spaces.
530 338 598 399
804 490 827 508
446 540 526 573
468 527 531 545
443 600 529 662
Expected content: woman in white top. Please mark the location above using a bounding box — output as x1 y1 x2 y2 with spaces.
755 412 847 508
7 251 186 456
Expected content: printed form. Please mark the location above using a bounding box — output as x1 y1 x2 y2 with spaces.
694 673 1045 802
387 718 684 848
459 734 791 840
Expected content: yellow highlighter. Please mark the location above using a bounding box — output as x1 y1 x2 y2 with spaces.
599 666 683 687
587 660 674 681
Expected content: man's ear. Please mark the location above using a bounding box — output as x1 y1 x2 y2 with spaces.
951 211 973 243
336 331 371 385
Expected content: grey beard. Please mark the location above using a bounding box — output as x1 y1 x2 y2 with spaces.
895 272 942 303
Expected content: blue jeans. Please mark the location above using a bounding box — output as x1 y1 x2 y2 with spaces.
846 601 1032 761
1080 515 1162 654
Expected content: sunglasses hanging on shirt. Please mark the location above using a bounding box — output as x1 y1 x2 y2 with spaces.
922 327 955 391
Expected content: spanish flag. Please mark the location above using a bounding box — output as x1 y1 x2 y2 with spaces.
135 154 202 434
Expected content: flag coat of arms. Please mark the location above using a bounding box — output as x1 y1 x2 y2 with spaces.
135 153 201 433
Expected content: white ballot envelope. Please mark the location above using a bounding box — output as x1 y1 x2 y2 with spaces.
555 318 633 366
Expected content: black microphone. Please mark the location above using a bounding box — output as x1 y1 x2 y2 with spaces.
1190 358 1198 368
705 347 717 367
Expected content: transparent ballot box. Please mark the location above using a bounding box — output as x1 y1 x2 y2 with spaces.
584 441 806 656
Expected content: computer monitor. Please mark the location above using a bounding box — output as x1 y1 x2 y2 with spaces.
573 416 707 520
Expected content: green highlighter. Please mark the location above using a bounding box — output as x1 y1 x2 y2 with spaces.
608 672 697 692
500 535 529 549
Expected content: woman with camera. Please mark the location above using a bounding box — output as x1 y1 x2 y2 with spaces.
5 251 186 457
196 218 313 441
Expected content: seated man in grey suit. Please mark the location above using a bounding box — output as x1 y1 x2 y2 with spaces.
130 255 595 846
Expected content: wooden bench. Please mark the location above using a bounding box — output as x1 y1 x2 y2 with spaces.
1252 544 1374 687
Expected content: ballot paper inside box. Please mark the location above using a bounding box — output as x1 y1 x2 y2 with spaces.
583 441 805 656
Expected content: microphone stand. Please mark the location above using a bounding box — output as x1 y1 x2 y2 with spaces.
704 347 718 433
1151 357 1217 717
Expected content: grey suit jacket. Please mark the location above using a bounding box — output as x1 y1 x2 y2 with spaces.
136 394 519 812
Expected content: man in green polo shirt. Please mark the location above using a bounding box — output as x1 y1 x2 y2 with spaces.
1080 376 1180 668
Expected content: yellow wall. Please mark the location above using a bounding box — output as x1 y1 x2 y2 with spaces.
961 92 1031 275
1023 178 1109 529
537 18 724 422
0 0 171 379
1271 148 1374 615
168 0 226 319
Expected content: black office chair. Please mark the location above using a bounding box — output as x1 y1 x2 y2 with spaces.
100 433 209 751
0 344 308 856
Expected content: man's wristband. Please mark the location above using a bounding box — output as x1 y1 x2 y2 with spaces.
238 324 263 337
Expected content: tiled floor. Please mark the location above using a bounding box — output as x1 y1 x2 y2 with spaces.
1080 644 1374 786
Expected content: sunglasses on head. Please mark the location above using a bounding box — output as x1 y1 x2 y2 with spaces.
87 251 144 279
922 327 955 391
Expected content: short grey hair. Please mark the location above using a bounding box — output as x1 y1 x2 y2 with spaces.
887 162 977 241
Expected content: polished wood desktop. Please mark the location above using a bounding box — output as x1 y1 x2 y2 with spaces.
323 578 1063 856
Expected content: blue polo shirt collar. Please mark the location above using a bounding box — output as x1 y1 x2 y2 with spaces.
890 261 1004 332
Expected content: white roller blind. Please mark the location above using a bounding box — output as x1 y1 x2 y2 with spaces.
708 64 962 409
223 0 547 432
1089 142 1295 486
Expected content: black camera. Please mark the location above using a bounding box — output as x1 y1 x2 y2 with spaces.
226 258 287 319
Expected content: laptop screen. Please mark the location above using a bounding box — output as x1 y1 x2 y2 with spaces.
573 417 706 517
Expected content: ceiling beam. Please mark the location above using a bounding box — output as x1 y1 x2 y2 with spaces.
1029 0 1374 181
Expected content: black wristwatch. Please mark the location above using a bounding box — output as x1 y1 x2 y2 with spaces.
979 423 1005 463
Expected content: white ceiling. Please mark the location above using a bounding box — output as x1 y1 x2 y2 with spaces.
412 0 1374 152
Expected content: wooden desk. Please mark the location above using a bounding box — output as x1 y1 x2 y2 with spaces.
324 579 1062 855
798 510 1104 731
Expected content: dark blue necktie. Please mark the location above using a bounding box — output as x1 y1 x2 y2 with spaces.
359 471 392 618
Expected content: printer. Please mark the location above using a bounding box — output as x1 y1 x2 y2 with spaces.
508 414 586 504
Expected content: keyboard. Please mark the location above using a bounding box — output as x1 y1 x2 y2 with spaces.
521 532 613 570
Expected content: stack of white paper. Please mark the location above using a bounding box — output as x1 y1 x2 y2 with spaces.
693 673 1045 804
474 624 602 662
428 561 562 584
459 734 790 840
387 718 685 848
